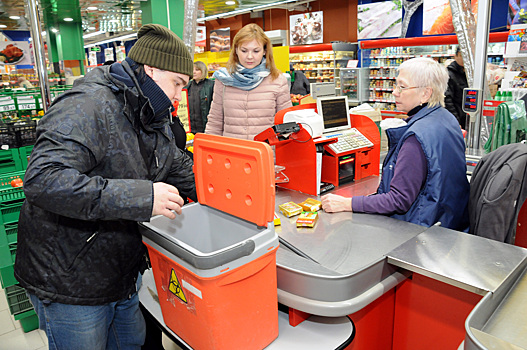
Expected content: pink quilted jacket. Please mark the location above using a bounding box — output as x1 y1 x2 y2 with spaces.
205 74 292 140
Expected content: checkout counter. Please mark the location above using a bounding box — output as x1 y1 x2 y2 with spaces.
139 105 527 349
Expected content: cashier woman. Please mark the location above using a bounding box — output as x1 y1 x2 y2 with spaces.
321 57 470 231
14 24 196 349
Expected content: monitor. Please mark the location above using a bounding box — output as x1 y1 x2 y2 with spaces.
316 95 351 134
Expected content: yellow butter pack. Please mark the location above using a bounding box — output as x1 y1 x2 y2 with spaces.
278 201 303 217
274 212 281 226
296 211 319 228
299 198 322 212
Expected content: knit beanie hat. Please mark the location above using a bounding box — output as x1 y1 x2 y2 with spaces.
128 24 193 77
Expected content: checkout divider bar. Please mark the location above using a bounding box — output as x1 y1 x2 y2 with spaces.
279 237 319 264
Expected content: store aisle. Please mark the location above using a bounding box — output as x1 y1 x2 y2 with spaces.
0 284 47 350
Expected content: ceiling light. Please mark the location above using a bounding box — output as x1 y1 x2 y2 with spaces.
51 28 58 33
9 16 20 20
87 7 98 11
226 1 236 5
64 18 74 22
0 25 6 29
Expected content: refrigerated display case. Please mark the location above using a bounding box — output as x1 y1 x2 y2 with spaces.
339 68 368 103
290 42 359 101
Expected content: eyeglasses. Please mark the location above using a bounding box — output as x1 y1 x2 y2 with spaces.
393 84 423 93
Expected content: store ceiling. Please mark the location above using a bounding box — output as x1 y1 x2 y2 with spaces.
0 0 303 37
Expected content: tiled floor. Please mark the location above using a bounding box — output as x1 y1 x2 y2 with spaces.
0 285 47 350
0 283 183 350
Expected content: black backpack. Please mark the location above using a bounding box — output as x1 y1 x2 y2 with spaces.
469 143 527 243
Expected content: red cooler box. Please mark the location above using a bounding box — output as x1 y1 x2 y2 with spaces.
139 134 278 350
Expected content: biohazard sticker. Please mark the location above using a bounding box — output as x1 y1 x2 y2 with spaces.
168 269 187 303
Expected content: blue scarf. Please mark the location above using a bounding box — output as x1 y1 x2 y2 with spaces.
213 58 270 91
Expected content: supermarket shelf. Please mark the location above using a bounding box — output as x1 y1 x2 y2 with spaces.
369 77 396 80
369 99 395 103
297 68 334 71
291 59 333 63
368 66 400 69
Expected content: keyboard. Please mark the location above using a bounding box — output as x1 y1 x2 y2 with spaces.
327 128 374 154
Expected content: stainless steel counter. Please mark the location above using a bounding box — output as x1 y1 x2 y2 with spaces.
464 262 527 350
275 177 427 316
387 226 527 296
276 176 527 334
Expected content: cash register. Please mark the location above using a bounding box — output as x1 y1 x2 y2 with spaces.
255 97 380 196
314 96 376 186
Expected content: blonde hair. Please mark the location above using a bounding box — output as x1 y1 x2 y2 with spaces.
193 61 208 78
227 23 281 80
398 57 449 108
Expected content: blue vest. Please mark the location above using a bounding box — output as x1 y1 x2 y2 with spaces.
379 106 470 230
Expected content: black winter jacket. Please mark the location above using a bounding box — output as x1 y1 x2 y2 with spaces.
186 78 214 133
14 62 196 305
445 61 468 129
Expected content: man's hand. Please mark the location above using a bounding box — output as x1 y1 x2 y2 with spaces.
321 194 352 213
152 182 185 219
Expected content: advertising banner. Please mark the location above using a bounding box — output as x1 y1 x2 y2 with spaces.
290 11 323 45
0 41 32 65
358 1 402 40
423 0 477 35
196 26 206 54
210 28 230 52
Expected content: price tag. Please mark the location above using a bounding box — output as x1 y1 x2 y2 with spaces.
0 104 16 112
346 60 359 68
18 103 36 110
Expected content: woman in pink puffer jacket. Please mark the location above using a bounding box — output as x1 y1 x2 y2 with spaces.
205 23 292 140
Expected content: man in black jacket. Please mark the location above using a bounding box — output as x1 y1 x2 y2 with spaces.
445 46 469 129
14 24 195 350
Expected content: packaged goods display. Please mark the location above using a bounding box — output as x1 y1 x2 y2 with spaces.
362 42 505 111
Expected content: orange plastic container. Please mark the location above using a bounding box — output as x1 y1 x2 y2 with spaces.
144 241 278 350
140 134 278 350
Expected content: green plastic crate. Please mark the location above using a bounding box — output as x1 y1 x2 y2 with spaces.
0 149 22 174
0 222 18 246
18 310 39 333
0 263 16 288
0 242 15 267
0 199 24 225
5 284 32 315
0 171 25 203
18 145 33 170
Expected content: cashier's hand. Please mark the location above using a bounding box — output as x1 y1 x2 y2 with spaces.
152 182 185 219
321 194 352 213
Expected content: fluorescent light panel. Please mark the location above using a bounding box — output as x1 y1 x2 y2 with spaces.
83 30 105 38
197 0 298 22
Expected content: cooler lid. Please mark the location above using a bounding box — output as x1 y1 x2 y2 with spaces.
193 134 275 227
